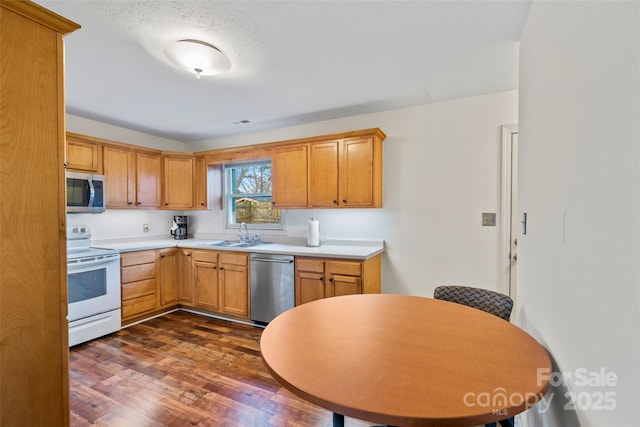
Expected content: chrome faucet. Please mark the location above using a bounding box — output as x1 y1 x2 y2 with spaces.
239 222 249 242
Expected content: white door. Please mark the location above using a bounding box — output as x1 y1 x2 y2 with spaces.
500 125 519 301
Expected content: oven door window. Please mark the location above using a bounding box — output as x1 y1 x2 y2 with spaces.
68 268 107 304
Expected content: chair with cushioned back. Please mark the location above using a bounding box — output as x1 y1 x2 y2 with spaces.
433 285 515 427
433 285 513 321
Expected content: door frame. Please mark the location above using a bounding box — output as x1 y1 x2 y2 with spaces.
500 124 518 298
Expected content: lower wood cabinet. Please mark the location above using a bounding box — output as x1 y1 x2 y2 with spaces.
178 248 194 303
186 250 250 319
121 248 179 324
121 248 251 322
159 248 178 307
218 252 249 317
121 250 159 322
295 254 381 306
193 250 220 310
121 248 380 323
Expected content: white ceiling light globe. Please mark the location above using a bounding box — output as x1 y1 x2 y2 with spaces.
163 39 231 78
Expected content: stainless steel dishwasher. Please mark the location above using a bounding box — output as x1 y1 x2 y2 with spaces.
250 253 295 324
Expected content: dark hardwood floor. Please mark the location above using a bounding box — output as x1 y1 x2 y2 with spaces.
69 310 371 427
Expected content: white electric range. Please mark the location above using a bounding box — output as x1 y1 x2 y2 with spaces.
67 224 121 346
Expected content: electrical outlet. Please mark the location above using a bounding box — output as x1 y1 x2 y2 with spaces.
482 212 496 227
143 224 149 233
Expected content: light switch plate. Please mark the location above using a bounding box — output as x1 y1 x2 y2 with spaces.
482 212 496 226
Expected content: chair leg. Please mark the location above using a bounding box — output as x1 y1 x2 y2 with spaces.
499 417 514 427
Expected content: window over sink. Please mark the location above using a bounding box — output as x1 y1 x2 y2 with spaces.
224 160 283 229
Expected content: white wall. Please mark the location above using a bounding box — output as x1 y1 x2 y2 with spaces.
67 114 185 151
67 209 182 240
190 90 518 297
67 91 517 298
518 2 639 426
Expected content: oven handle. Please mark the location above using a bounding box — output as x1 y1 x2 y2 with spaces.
67 254 119 270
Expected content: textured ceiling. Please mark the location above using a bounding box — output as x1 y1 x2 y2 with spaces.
35 1 531 143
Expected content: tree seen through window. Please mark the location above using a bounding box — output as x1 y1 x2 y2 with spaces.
226 162 281 226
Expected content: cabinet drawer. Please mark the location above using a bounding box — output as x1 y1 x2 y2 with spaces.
122 294 156 318
296 258 324 273
121 263 156 283
326 260 362 276
121 251 157 267
122 278 156 300
193 250 218 263
219 252 248 266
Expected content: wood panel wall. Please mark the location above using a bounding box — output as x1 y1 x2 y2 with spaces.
0 1 79 425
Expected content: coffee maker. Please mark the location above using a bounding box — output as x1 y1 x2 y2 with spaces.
171 215 188 240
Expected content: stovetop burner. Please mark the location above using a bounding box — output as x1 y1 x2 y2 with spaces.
67 224 118 260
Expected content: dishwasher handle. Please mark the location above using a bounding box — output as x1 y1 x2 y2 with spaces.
251 257 294 264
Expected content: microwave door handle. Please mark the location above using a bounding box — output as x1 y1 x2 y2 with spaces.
87 179 95 208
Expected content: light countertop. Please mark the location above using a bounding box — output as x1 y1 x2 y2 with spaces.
92 237 384 260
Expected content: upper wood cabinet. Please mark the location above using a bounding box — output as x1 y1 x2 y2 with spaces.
272 144 309 208
66 134 101 173
103 145 135 208
194 156 208 210
338 136 380 207
102 146 161 208
135 151 162 208
67 127 384 211
163 155 194 209
309 141 339 207
273 129 385 209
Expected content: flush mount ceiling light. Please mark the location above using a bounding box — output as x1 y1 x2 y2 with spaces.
163 39 231 78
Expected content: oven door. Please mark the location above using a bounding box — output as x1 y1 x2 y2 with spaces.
68 254 121 322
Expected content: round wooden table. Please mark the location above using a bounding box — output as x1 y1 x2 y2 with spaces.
260 294 550 427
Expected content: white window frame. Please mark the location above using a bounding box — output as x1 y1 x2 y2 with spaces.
223 159 284 231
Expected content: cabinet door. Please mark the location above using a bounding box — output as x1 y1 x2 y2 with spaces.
163 156 194 209
67 138 100 172
194 156 208 210
103 145 135 208
295 270 325 306
194 261 219 310
136 151 161 208
272 144 308 208
339 137 374 207
178 249 194 304
328 275 362 298
219 263 249 317
159 249 178 307
309 141 339 207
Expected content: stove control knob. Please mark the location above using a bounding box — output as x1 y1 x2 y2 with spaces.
80 227 87 233
72 227 79 233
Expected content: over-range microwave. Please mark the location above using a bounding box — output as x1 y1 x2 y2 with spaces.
66 171 105 213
